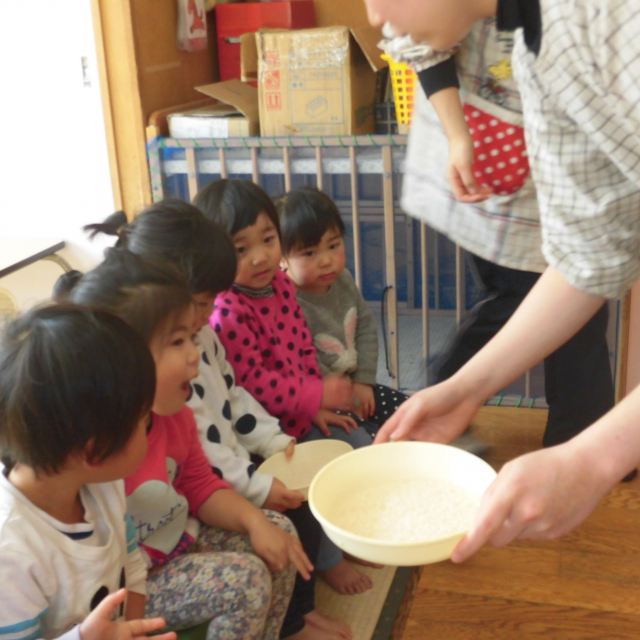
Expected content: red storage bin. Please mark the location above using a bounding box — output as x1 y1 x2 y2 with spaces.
216 1 316 82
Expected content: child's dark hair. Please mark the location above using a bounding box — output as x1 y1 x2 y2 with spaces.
0 304 155 475
193 179 280 237
84 199 236 296
55 249 193 344
276 187 346 256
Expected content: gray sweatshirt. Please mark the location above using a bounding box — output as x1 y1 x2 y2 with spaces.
296 269 379 385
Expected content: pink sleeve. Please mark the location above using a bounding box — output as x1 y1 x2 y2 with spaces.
175 409 231 516
214 302 323 421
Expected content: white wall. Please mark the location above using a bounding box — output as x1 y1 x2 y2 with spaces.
1 0 117 309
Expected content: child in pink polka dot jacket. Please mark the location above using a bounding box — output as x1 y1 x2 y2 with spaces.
196 180 371 450
195 179 379 596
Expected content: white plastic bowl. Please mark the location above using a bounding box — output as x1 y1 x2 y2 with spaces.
258 439 353 500
308 441 497 566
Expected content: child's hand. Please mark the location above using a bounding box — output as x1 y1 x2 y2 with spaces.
322 375 354 411
249 518 313 580
447 134 493 203
314 409 358 436
263 477 305 512
353 383 375 420
284 439 296 460
80 589 176 640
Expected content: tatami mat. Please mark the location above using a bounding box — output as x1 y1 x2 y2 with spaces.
314 563 398 640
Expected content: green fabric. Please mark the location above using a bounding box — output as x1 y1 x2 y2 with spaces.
176 621 209 640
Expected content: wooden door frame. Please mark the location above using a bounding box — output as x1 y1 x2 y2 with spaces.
90 0 152 218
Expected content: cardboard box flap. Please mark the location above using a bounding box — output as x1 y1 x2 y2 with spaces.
195 79 258 122
240 32 258 83
350 26 385 72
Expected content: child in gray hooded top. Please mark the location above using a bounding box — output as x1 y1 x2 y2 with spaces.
278 187 408 431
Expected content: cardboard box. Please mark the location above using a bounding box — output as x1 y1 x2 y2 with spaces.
242 26 384 136
167 79 259 138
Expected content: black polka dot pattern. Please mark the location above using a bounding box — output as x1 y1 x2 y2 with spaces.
194 383 205 399
228 330 237 340
207 424 221 443
202 351 210 366
213 466 224 479
236 414 257 434
224 374 234 389
247 463 257 478
90 586 109 611
222 400 232 420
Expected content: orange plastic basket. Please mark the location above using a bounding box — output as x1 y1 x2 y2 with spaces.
381 54 416 126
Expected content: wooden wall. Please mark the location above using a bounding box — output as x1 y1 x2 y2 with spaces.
95 0 374 215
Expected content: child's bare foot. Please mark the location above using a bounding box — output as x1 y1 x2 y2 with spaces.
343 552 384 569
288 610 353 639
318 558 373 595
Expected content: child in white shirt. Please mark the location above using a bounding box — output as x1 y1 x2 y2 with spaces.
0 304 173 640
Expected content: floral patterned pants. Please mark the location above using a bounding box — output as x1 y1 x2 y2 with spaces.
145 511 296 640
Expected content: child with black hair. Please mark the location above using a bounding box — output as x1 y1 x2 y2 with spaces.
0 304 175 640
195 179 376 596
85 202 300 513
59 249 312 640
85 201 353 639
277 187 408 429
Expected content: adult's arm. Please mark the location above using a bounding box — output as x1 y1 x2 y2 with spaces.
375 265 606 444
453 380 640 561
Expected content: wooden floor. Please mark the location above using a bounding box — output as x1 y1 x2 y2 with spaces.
400 406 640 640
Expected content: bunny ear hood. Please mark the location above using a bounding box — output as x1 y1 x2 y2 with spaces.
314 305 359 376
343 307 358 350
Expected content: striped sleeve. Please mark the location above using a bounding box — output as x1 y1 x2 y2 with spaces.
0 555 48 640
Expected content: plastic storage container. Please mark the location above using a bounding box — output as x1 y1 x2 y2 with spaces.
381 54 416 131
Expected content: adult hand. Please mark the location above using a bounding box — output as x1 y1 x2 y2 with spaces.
452 441 615 562
447 134 493 203
374 378 480 444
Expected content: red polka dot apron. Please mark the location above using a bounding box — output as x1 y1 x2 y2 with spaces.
464 104 530 196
